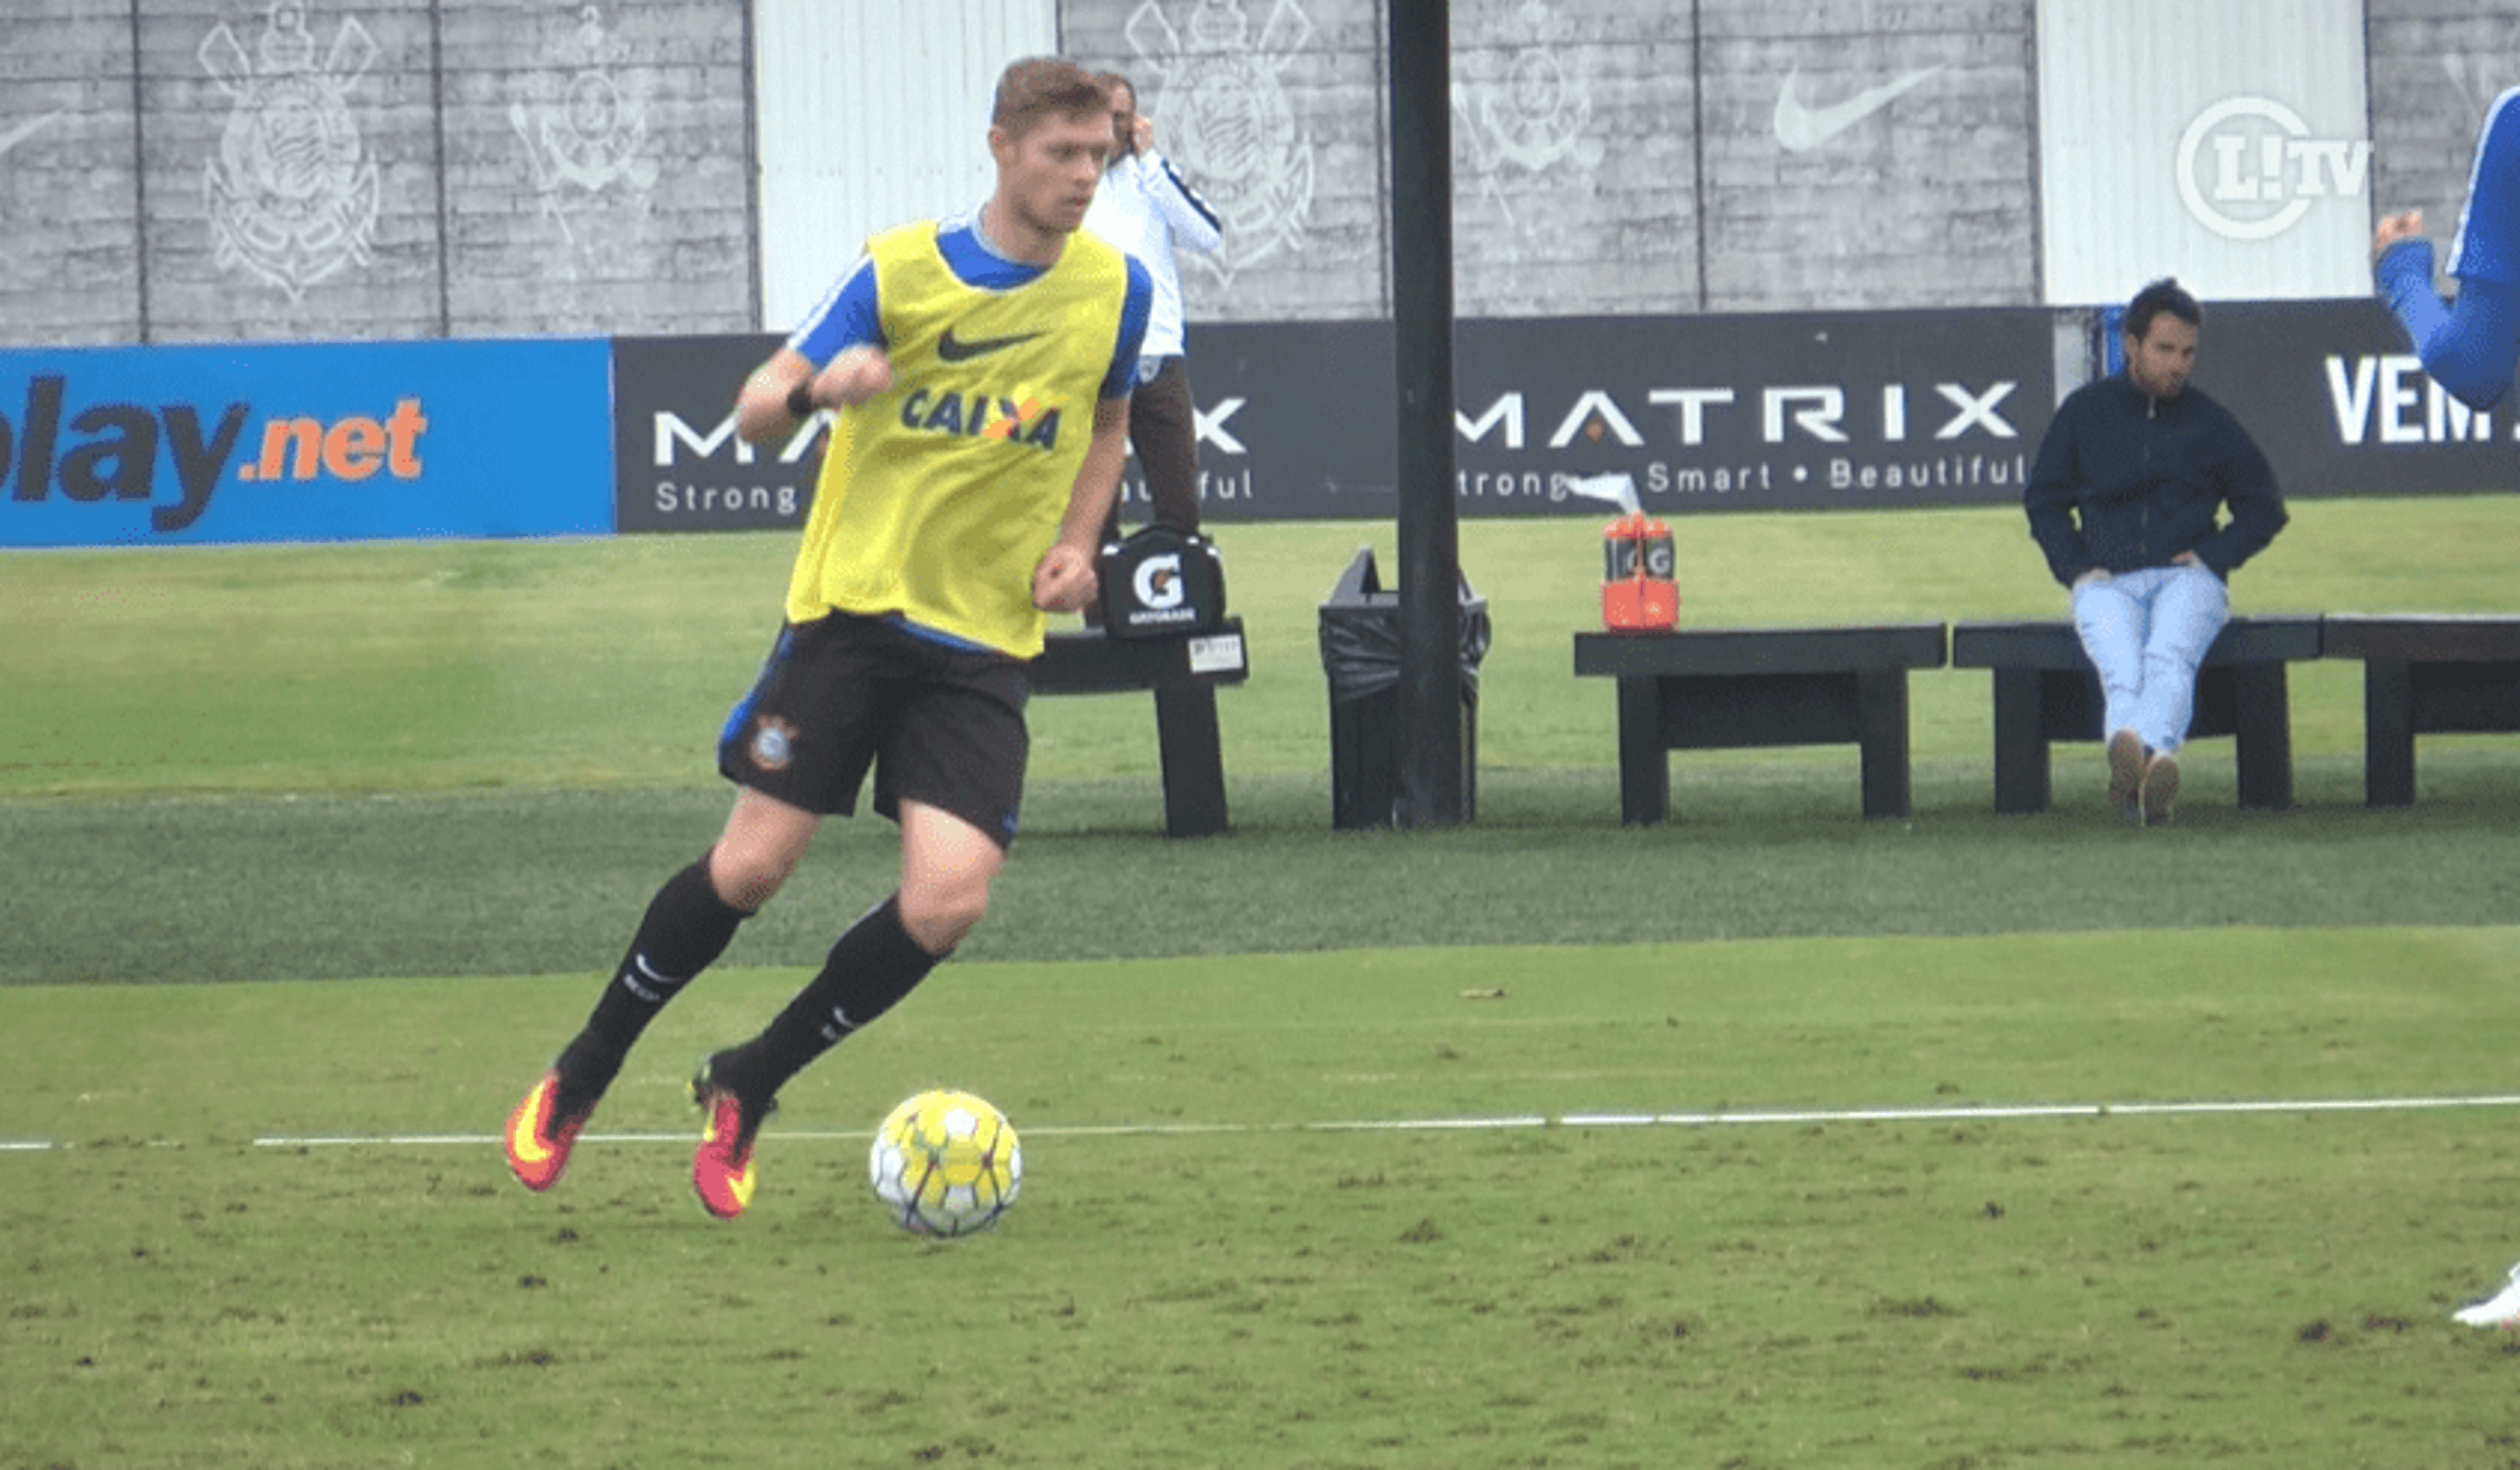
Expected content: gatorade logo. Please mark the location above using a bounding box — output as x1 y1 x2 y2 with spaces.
1132 551 1186 610
3 374 429 534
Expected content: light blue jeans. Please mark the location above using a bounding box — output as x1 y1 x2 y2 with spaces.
2070 563 2229 755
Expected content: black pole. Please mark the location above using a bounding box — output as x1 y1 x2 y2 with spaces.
1387 0 1463 828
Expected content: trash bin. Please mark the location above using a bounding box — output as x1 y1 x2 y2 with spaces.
1318 547 1490 830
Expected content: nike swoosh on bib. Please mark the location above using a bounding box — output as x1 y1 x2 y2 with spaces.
937 328 1045 362
1772 64 1946 152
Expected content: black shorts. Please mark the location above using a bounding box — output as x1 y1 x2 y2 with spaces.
717 612 1030 848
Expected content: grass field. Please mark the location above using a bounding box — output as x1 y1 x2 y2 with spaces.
10 938 2520 1467
5 500 2520 1467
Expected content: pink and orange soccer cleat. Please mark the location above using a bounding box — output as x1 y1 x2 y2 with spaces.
689 1060 773 1220
505 1070 591 1192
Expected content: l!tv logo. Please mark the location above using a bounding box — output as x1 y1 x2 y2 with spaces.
3 375 427 534
2176 96 2371 242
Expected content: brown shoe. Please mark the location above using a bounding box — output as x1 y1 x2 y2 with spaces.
2107 728 2145 822
2139 750 2181 827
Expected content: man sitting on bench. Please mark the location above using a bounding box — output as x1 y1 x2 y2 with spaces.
2023 278 2290 826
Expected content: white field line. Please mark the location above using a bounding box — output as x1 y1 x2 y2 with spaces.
209 1091 2520 1150
7 1093 2513 1154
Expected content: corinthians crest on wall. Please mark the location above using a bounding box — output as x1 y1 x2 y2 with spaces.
1452 0 1597 232
200 1 383 303
511 4 659 249
1124 0 1316 291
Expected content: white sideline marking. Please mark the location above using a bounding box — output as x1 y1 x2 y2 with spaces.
227 1092 2520 1150
5 1096 2505 1153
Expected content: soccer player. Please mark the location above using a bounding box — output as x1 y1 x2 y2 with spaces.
505 57 1151 1219
2454 1263 2520 1330
2374 85 2520 411
2023 278 2289 826
2380 93 2520 1334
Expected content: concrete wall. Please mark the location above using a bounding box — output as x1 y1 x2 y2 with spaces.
2 0 753 344
1059 0 2037 321
2368 0 2520 290
2 0 148 344
1 0 2513 345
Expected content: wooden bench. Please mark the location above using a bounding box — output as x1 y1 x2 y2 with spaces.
2321 614 2520 807
1030 618 1248 837
1571 625 1948 823
1948 616 2323 814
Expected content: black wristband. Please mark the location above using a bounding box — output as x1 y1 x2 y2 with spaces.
786 381 816 418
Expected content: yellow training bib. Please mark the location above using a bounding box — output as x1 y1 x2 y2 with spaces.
785 222 1128 656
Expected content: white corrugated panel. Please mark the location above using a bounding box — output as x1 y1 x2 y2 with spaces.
755 0 1059 329
2038 0 2372 304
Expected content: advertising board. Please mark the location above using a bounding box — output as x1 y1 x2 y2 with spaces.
612 311 2060 530
0 339 614 548
2189 300 2520 500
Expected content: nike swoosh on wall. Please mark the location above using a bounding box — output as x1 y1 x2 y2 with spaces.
1773 64 1947 152
0 111 64 163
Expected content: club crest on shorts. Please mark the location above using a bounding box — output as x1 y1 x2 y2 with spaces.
749 717 799 772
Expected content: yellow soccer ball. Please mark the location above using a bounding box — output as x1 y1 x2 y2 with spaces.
868 1089 1022 1237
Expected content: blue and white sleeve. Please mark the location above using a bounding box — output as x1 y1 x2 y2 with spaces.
2378 89 2520 410
1102 257 1156 400
2446 87 2520 287
1141 152 1223 256
2376 242 2520 411
784 254 883 366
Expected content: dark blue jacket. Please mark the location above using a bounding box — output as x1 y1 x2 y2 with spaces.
2023 372 2288 587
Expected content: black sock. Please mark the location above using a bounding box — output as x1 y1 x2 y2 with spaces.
712 894 941 1107
555 856 751 1111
